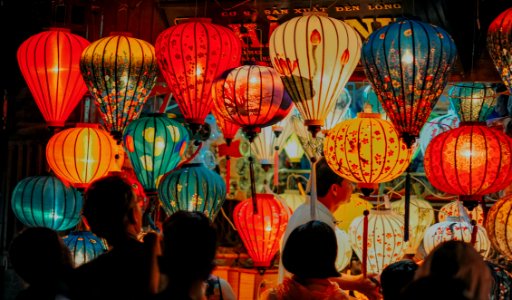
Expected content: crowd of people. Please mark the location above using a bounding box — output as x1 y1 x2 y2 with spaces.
8 158 512 299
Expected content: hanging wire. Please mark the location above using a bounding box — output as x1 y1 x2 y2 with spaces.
221 207 237 230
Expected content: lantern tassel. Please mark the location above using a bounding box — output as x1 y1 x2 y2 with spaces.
273 147 279 190
470 220 478 246
404 170 411 242
310 157 318 220
362 210 369 278
249 156 258 214
226 156 231 195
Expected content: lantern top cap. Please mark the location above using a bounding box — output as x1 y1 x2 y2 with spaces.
48 27 71 32
302 12 328 17
109 32 133 37
75 123 100 129
183 18 212 23
357 112 382 119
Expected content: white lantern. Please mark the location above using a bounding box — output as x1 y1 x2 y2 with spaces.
335 228 353 272
438 200 484 226
250 124 292 167
278 189 304 212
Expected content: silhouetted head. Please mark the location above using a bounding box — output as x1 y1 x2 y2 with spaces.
316 158 353 212
381 259 418 300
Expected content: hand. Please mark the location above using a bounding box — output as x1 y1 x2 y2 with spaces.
330 273 382 300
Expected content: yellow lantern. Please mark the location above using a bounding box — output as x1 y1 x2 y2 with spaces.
438 200 484 226
485 195 512 260
278 189 304 212
334 194 374 231
283 134 305 163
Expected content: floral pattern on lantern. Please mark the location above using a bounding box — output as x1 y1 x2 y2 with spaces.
63 231 107 266
448 83 496 123
485 195 512 260
439 200 484 226
419 112 459 155
11 176 82 231
488 8 512 92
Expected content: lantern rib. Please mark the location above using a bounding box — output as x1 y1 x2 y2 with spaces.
193 22 200 123
504 203 512 257
121 37 134 131
356 121 365 182
63 35 79 122
53 32 62 121
67 129 79 183
279 20 303 119
256 67 264 125
181 25 193 119
304 16 314 121
55 175 64 230
375 214 384 273
396 21 407 134
374 120 385 182
100 37 116 129
42 35 55 121
198 24 212 121
291 18 308 120
152 117 160 190
25 178 35 226
163 27 188 118
113 37 122 132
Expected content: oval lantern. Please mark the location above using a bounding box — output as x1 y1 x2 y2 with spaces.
269 13 362 136
438 200 484 226
485 195 512 260
419 112 459 155
123 114 189 194
448 83 497 123
11 176 82 231
233 194 289 268
488 8 512 91
63 231 107 266
361 19 457 146
487 261 512 300
155 18 242 132
46 124 118 189
158 163 226 220
17 28 90 127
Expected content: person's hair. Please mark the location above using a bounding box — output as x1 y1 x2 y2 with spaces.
316 157 344 198
9 227 73 285
282 220 340 279
380 259 418 300
82 175 136 244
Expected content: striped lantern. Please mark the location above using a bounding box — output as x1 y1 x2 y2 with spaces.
448 83 497 123
63 231 107 266
488 8 512 92
485 195 512 260
439 200 484 226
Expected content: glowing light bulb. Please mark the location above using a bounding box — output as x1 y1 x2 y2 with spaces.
402 50 413 64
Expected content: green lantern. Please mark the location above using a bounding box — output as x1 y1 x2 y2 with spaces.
63 231 107 266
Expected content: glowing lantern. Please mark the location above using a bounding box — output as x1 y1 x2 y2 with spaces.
283 134 305 163
334 194 374 231
11 176 82 231
158 163 226 220
46 124 118 189
439 200 484 226
419 112 459 155
63 231 107 266
324 88 352 132
423 216 491 257
349 209 405 275
488 8 512 91
335 228 353 271
233 194 289 268
391 197 435 254
17 28 90 127
269 13 362 136
123 114 189 194
290 115 324 161
361 19 457 146
155 19 242 132
485 195 512 260
448 83 496 122
80 32 158 141
212 108 240 146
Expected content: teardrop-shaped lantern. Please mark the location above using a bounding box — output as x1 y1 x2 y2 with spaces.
488 8 512 91
250 123 292 169
11 176 82 230
17 28 90 127
269 13 362 136
361 19 457 146
158 163 226 220
486 195 512 261
419 112 459 155
448 83 497 122
439 200 484 226
63 231 107 266
80 32 158 141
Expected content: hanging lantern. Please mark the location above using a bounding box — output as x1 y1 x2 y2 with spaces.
46 124 118 189
349 209 405 275
212 108 240 147
488 8 512 91
250 124 292 170
335 228 353 272
155 18 242 133
448 83 497 123
17 28 90 127
278 189 304 212
361 19 457 146
269 13 362 136
290 115 324 161
11 176 82 231
324 88 352 132
423 216 491 257
334 194 374 231
485 195 512 260
63 231 107 266
439 200 484 226
419 112 459 155
283 134 305 163
233 194 289 268
391 196 435 255
80 32 158 141
262 91 295 129
123 114 189 194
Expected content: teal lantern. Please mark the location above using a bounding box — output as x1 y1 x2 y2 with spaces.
158 163 226 220
11 176 82 231
63 231 107 266
123 113 189 193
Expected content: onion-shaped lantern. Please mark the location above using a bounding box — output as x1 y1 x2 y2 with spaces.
63 231 107 266
334 194 374 231
80 32 158 141
283 134 305 163
11 176 82 231
250 124 292 170
488 8 512 91
419 111 459 155
158 163 226 220
17 28 90 127
361 19 457 146
324 88 352 132
439 200 484 226
448 83 497 122
485 195 512 260
46 124 118 189
233 194 289 268
123 114 189 194
155 19 242 133
269 13 362 136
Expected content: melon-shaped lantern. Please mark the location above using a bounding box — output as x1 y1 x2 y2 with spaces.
485 195 512 260
438 200 484 226
488 8 512 92
63 231 107 266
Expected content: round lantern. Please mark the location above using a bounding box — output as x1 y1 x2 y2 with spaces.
11 176 82 231
80 32 158 141
46 124 118 189
419 112 459 155
485 195 512 260
158 163 226 220
361 19 457 146
290 115 324 161
233 194 289 268
324 88 352 132
439 200 484 226
269 13 361 136
448 83 496 123
334 194 374 231
349 209 405 275
155 18 242 132
17 28 90 127
123 114 189 193
335 228 353 272
423 216 491 257
488 8 512 91
391 196 435 254
283 134 305 163
63 231 107 266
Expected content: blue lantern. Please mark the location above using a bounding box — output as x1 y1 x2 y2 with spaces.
63 231 107 266
158 163 226 220
11 176 82 231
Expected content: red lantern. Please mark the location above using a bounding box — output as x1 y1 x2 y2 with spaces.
155 19 242 133
233 194 289 268
17 28 90 127
212 106 240 147
488 8 512 92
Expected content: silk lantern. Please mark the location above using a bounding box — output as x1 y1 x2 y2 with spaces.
419 111 459 155
80 32 158 141
17 28 90 127
158 163 226 220
46 124 118 189
485 195 512 260
448 83 497 122
155 18 242 133
63 231 107 266
233 194 289 268
269 13 362 136
11 176 82 231
324 88 352 132
439 200 484 226
283 134 305 163
488 8 512 91
361 19 457 146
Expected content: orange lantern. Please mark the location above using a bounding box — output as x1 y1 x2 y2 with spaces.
486 195 512 260
17 28 90 127
46 124 118 189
